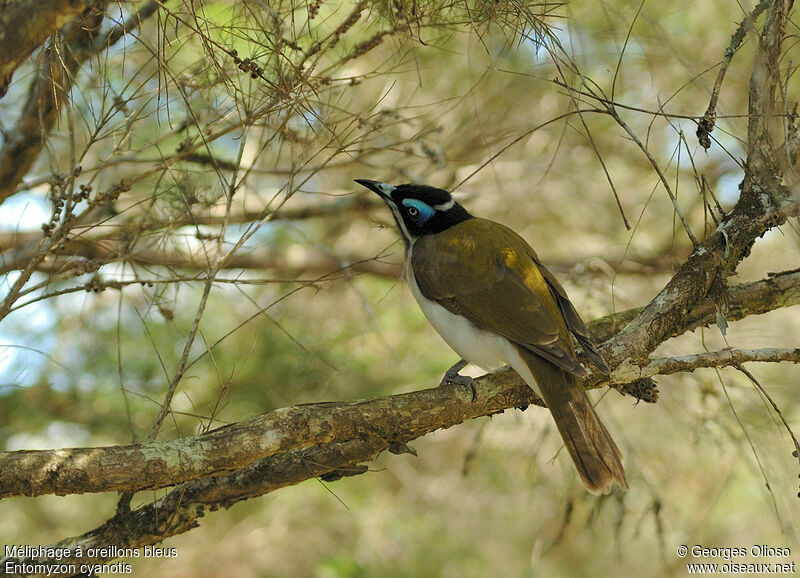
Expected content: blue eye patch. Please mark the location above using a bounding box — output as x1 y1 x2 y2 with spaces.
401 198 435 224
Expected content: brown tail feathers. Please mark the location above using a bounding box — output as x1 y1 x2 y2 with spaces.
522 350 627 494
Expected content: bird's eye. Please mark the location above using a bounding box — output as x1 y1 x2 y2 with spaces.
401 199 433 224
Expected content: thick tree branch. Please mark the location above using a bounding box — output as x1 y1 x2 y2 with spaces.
0 1 159 203
590 268 800 343
0 1 107 202
0 438 391 573
4 258 800 500
2 345 798 570
0 371 536 499
601 169 792 368
0 0 99 98
3 251 799 499
601 0 794 368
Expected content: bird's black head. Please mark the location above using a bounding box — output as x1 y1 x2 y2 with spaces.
355 179 472 244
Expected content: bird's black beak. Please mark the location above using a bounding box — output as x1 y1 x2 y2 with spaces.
354 179 394 200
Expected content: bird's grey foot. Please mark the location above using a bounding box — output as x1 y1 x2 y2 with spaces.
440 359 477 401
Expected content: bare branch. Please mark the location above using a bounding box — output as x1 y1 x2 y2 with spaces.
697 0 772 149
0 371 537 499
604 106 699 246
610 347 800 383
0 196 382 275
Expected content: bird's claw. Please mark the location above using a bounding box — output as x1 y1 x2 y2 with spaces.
439 359 477 402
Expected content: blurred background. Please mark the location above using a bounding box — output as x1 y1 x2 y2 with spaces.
1 0 799 576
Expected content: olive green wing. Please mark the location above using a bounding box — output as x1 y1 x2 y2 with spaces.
411 218 586 376
534 256 609 373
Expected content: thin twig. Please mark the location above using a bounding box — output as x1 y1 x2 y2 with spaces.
610 347 800 383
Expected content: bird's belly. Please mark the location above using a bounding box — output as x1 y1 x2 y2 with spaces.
407 270 508 372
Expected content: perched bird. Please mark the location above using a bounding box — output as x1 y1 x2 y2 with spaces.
356 179 627 494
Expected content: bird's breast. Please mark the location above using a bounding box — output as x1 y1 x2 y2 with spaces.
405 255 508 372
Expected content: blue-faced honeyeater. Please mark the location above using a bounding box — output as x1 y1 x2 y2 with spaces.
356 179 627 494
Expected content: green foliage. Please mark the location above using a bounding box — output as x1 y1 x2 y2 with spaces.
1 0 800 575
